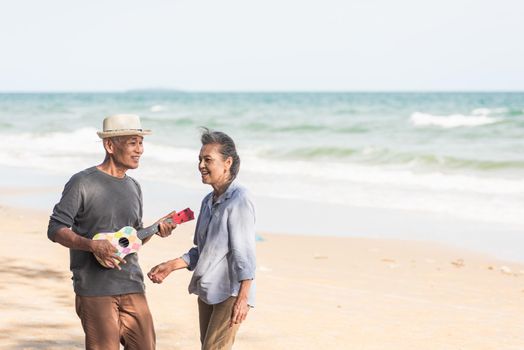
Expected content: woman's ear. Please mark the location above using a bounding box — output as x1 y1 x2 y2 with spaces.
225 156 233 171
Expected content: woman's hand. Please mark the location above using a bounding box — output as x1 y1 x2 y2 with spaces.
148 258 189 284
230 279 252 327
147 261 173 283
230 297 250 328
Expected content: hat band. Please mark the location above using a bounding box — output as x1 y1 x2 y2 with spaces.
104 128 144 132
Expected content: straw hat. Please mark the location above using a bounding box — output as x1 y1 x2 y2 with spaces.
97 114 152 139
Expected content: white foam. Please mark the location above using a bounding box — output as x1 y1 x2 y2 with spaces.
150 105 166 112
410 112 499 128
1 128 523 226
0 128 101 173
236 154 524 225
471 107 508 116
145 143 196 164
471 108 491 116
239 153 524 195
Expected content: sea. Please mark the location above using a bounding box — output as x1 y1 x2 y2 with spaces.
1 92 523 261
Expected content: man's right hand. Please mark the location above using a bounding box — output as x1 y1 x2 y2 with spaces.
90 240 126 269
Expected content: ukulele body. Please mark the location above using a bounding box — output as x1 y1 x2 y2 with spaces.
92 207 195 268
92 226 143 267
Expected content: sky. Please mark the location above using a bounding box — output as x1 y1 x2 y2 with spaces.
0 0 522 92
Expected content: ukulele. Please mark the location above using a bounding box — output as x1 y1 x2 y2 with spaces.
92 207 194 268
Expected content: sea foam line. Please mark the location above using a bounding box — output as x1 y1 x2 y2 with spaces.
1 128 524 197
410 112 499 128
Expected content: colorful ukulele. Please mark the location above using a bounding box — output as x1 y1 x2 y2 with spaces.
92 208 195 268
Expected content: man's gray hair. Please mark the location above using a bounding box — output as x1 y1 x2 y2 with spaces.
200 127 240 182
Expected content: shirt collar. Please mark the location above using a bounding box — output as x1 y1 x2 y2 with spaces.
206 181 238 208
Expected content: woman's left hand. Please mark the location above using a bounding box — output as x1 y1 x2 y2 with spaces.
230 297 250 328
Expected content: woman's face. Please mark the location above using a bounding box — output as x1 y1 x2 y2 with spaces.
198 143 232 186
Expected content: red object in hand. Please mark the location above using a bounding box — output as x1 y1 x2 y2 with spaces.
171 208 195 224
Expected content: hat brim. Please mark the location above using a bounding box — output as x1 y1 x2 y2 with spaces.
97 129 152 139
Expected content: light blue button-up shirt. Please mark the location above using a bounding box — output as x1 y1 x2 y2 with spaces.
182 181 256 306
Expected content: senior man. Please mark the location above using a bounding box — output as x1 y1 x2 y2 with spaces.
47 114 176 350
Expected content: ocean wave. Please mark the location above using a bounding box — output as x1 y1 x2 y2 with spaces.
334 126 370 134
141 116 195 126
150 105 167 112
277 124 326 132
0 121 13 128
410 112 500 128
242 122 368 134
471 107 524 117
278 146 357 159
471 107 508 116
356 148 524 171
241 154 524 195
0 128 102 173
263 145 524 172
0 127 203 170
1 128 524 225
241 158 524 230
241 121 329 133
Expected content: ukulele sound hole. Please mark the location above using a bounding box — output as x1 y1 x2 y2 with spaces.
118 237 130 248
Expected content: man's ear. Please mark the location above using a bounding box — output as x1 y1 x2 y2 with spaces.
103 138 116 155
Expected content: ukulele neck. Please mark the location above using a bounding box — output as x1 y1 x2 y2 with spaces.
137 218 173 241
136 208 194 241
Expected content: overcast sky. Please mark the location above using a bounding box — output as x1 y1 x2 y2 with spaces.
0 0 522 92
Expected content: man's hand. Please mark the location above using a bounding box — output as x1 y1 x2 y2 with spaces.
156 211 178 237
147 261 173 283
158 221 177 237
91 240 126 270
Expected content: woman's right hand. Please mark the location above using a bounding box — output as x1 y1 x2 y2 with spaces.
147 261 173 283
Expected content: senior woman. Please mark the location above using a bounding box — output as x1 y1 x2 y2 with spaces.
148 128 256 350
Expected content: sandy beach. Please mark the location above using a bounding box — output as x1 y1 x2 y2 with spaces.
1 193 523 350
2 0 524 347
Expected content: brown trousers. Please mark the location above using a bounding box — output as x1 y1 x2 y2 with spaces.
75 293 155 350
198 297 240 350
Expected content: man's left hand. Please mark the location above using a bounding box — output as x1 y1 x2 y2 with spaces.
156 211 178 237
157 220 177 237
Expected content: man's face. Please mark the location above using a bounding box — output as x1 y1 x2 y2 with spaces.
109 135 144 169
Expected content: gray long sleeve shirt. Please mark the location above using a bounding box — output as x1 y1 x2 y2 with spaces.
182 182 256 306
47 166 145 296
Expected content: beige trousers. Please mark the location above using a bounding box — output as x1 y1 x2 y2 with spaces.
75 293 155 350
198 297 241 350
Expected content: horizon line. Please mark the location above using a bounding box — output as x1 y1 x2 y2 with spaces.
1 89 523 94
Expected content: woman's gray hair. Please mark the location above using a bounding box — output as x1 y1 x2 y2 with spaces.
200 127 240 182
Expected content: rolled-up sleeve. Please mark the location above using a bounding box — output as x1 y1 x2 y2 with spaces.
181 247 200 271
228 194 256 281
47 175 83 242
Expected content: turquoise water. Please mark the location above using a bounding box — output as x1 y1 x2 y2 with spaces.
1 92 524 226
1 92 524 172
